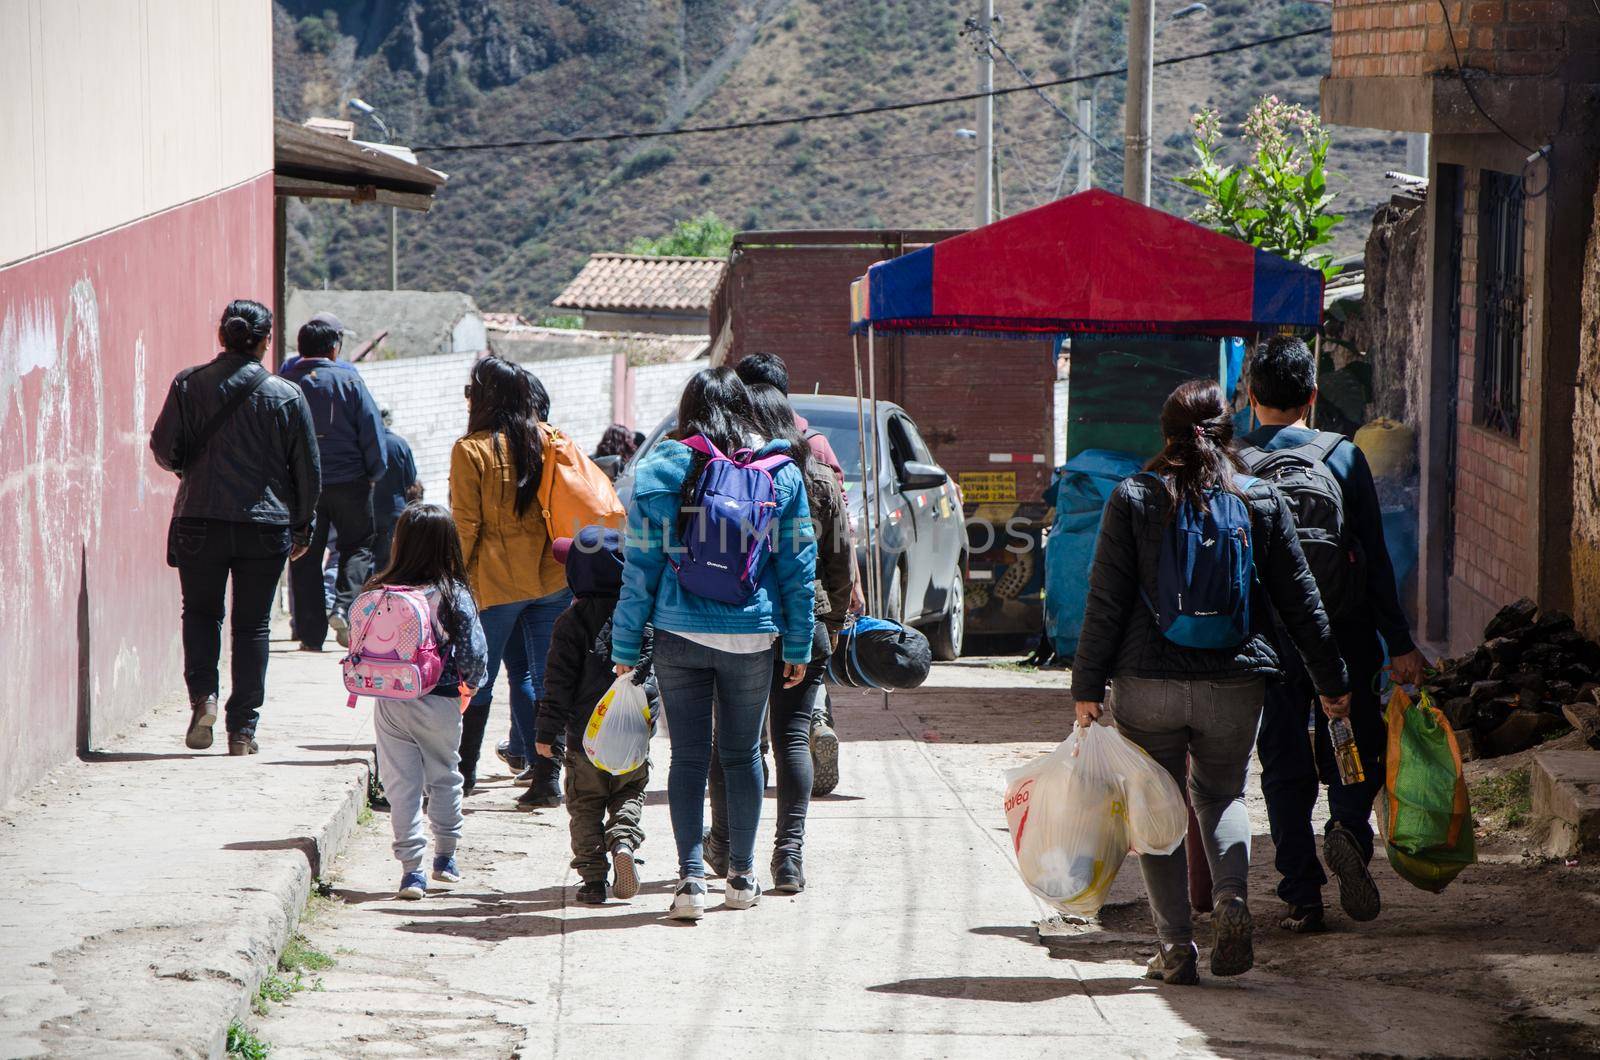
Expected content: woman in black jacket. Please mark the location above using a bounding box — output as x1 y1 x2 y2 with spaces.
150 299 321 755
1072 378 1348 985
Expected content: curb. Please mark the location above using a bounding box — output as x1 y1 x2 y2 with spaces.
210 748 374 1058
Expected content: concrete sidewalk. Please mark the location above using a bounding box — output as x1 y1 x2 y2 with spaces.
0 642 373 1059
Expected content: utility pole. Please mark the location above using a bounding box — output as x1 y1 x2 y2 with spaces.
975 0 995 227
1123 0 1154 204
389 207 398 290
1078 98 1094 191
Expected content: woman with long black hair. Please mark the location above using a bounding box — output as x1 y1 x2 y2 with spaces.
450 355 570 798
705 383 856 893
611 367 818 919
1072 378 1349 985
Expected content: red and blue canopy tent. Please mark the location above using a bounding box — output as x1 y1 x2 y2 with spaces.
848 188 1324 337
841 187 1324 617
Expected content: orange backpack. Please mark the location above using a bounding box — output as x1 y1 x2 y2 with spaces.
537 424 626 540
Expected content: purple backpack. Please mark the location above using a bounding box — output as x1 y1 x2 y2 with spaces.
671 435 793 605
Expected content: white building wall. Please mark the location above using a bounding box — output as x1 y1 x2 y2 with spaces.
1053 378 1070 469
355 351 618 504
0 0 274 266
634 360 703 433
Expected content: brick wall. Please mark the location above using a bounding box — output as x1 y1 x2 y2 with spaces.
357 351 618 503
1330 0 1570 80
1448 167 1538 640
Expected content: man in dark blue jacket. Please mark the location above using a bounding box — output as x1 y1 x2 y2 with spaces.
282 313 387 650
1241 336 1425 935
373 407 421 570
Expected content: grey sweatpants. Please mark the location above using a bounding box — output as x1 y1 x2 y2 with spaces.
1108 675 1265 946
374 693 465 874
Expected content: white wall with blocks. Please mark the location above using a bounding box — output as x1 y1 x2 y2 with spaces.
356 351 651 503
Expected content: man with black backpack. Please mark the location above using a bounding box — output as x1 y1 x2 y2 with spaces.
1238 336 1426 934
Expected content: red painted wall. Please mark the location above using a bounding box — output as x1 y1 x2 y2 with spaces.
0 174 273 804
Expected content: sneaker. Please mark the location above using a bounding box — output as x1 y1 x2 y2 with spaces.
811 717 840 797
1324 824 1381 922
668 877 707 921
227 735 259 756
611 844 640 900
297 642 324 653
1209 895 1255 976
725 873 762 910
184 694 217 750
396 870 427 900
461 770 477 798
516 786 560 810
328 611 350 648
497 742 529 776
432 854 461 884
771 854 805 895
1279 903 1328 934
703 829 729 879
1144 941 1200 985
576 879 609 905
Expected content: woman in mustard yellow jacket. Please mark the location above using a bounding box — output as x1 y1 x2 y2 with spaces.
451 356 571 800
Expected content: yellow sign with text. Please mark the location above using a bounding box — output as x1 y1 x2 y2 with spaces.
960 471 1017 504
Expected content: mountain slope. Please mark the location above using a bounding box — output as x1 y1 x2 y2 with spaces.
274 0 1406 311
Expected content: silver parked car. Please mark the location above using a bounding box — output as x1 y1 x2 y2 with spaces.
614 394 968 659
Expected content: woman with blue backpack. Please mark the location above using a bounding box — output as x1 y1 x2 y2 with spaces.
1072 378 1350 985
611 367 818 920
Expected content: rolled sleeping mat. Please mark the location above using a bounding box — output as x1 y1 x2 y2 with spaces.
826 616 933 691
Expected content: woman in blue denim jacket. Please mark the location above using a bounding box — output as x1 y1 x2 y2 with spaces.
610 367 818 920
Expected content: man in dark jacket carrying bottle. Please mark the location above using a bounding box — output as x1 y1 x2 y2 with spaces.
281 313 387 651
533 527 660 905
1239 336 1426 934
150 300 321 755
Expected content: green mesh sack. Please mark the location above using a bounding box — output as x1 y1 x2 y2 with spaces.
1379 687 1476 893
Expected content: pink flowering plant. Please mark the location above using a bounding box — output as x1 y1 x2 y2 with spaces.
1179 96 1344 279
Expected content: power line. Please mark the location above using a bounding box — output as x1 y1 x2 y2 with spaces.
653 131 1069 170
412 25 1331 154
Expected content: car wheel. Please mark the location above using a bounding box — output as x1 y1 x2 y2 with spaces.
928 564 965 661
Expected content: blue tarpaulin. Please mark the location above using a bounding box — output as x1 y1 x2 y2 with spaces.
1043 449 1147 658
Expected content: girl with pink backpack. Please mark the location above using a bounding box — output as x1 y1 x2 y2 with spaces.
345 504 488 900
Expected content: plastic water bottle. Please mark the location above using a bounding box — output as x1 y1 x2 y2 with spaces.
1329 716 1365 786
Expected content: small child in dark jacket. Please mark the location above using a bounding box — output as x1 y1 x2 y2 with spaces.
534 525 659 905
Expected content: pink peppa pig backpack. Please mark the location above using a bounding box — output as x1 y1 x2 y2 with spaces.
341 586 445 708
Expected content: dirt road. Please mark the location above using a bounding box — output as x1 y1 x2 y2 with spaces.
248 660 1600 1058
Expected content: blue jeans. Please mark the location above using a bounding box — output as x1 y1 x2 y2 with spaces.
652 631 776 878
459 589 573 777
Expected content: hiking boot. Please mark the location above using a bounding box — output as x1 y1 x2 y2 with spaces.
329 611 350 648
725 873 762 910
811 717 840 797
184 694 217 750
1144 941 1200 985
575 879 609 905
1279 903 1328 934
703 829 730 879
1209 895 1255 976
611 844 640 900
668 877 707 921
517 757 562 808
497 741 528 776
227 734 259 757
432 854 461 884
771 854 806 895
396 870 427 900
1324 823 1381 922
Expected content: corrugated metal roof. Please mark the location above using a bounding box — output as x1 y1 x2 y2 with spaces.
551 253 726 313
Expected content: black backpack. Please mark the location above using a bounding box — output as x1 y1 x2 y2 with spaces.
1237 431 1365 621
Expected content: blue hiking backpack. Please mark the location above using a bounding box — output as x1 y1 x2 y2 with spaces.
1142 474 1258 650
671 435 793 605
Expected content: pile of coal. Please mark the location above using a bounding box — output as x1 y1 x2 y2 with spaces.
1421 598 1600 758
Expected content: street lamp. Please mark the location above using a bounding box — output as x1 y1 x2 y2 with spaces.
347 98 398 290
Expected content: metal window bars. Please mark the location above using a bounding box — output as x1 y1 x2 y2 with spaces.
1475 170 1525 437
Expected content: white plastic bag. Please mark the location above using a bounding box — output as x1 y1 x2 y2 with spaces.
1001 723 1187 917
582 674 653 774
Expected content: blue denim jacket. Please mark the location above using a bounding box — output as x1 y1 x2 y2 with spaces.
611 438 817 666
